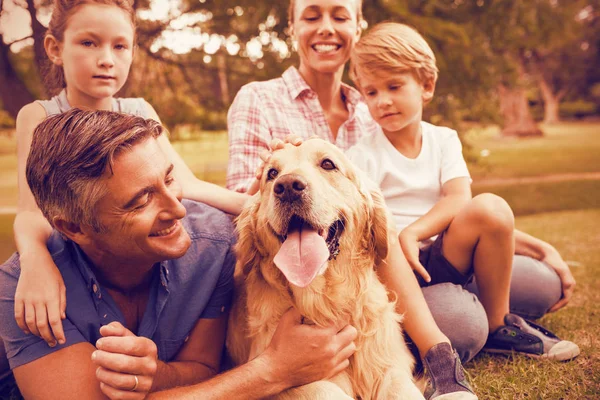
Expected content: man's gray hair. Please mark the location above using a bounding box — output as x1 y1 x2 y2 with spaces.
26 108 164 232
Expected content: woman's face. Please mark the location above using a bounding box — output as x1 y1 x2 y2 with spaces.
291 0 361 75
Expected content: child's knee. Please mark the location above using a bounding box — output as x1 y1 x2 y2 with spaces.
469 193 514 234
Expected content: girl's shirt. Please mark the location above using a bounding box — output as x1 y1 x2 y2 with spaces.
346 121 471 234
226 66 380 193
37 89 150 118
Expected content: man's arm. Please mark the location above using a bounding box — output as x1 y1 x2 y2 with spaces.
149 308 357 400
13 343 105 400
93 313 227 398
153 314 227 389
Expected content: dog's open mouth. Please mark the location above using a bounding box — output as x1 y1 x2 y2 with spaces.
272 215 345 288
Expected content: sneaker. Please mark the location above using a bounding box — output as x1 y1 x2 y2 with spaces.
423 342 478 400
484 313 580 361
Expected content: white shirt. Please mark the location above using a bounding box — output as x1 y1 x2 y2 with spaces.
346 121 471 233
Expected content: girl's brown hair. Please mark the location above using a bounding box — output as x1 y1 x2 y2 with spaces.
43 0 136 95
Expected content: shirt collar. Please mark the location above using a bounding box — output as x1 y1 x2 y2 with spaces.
66 239 170 295
282 66 364 110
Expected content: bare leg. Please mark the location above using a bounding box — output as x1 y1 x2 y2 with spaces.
378 238 450 356
442 193 515 331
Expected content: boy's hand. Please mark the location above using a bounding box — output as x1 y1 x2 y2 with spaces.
93 322 158 399
249 135 304 195
14 252 67 347
399 230 431 283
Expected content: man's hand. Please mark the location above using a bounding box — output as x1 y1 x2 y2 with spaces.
259 308 357 389
399 230 431 283
93 322 158 399
14 252 66 347
543 245 576 312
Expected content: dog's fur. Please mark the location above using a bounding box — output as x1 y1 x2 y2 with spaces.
227 139 423 399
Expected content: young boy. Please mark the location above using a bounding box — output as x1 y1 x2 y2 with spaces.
346 21 579 396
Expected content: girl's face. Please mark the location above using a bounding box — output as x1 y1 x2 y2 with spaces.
56 4 134 101
291 0 361 75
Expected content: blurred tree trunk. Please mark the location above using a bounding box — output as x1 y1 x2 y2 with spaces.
0 36 35 119
26 0 48 98
497 83 542 137
217 53 230 106
538 76 565 125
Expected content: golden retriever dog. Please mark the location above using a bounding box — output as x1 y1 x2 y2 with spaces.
227 138 423 400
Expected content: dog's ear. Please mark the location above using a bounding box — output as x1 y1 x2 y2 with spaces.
234 197 263 277
369 188 390 267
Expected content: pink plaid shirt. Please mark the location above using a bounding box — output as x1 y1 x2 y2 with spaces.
226 66 380 192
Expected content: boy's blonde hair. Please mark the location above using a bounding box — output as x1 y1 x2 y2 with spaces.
350 22 439 88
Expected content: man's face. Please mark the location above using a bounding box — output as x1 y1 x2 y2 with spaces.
85 138 191 266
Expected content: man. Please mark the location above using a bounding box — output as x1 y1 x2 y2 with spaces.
0 109 356 399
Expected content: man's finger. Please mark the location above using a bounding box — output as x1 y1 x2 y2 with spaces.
100 321 135 338
96 336 154 357
92 350 154 375
96 366 150 393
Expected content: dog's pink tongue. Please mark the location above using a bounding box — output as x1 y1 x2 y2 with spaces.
274 223 329 288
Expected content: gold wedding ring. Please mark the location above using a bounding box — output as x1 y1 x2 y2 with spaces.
130 375 139 392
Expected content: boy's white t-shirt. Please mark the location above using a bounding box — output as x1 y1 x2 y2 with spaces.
346 121 471 234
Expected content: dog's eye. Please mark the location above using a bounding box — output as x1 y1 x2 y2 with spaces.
267 168 279 181
321 159 337 171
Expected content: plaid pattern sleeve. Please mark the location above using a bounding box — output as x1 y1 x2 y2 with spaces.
226 84 272 192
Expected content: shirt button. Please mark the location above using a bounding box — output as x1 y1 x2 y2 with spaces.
184 336 190 343
92 284 98 293
220 306 225 313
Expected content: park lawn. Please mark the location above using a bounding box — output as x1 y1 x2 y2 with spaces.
466 208 600 400
465 122 600 180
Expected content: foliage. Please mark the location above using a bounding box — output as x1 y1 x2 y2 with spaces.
0 1 598 129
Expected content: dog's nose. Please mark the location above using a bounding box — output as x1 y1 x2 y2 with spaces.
274 174 307 202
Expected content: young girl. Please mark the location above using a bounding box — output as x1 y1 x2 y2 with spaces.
13 0 246 347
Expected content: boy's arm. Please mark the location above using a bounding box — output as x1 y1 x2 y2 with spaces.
399 177 471 274
14 103 67 346
145 101 250 216
514 229 575 312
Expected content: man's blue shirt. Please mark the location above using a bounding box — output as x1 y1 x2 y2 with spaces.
0 200 235 369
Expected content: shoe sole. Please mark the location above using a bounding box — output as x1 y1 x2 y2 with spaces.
432 393 478 400
482 342 580 362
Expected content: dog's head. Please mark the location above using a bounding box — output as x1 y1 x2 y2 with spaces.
236 138 390 289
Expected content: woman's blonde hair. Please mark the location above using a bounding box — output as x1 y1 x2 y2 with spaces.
349 22 438 87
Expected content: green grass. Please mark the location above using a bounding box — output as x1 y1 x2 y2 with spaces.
473 179 600 217
465 122 600 180
466 208 600 400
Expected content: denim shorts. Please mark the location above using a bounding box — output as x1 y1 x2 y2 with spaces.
416 232 473 288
